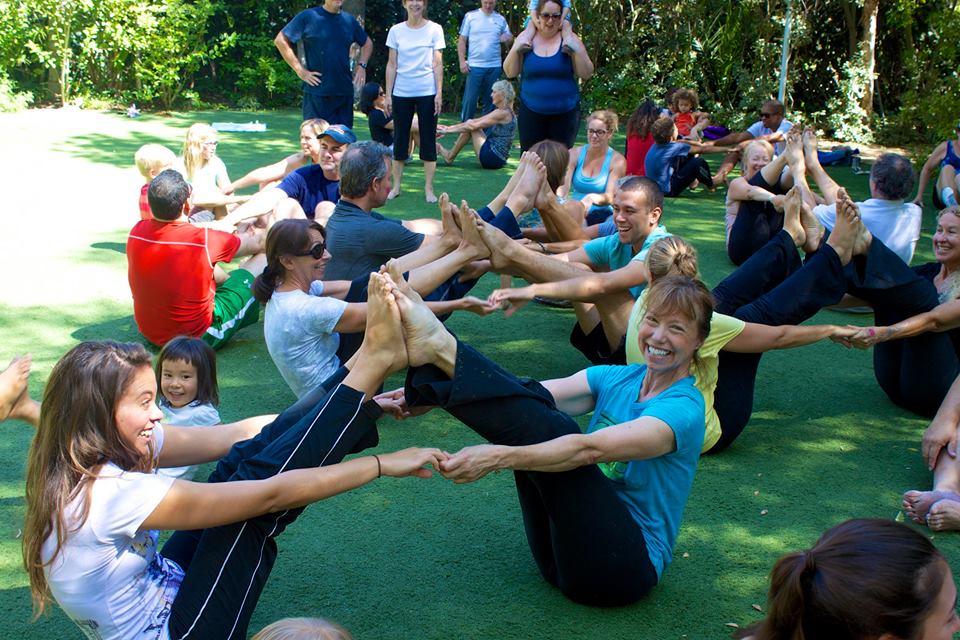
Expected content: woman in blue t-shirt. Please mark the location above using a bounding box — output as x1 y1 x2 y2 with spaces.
503 0 593 150
398 274 711 606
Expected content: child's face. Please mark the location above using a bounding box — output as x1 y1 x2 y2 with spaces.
160 359 199 409
677 99 692 113
148 161 174 180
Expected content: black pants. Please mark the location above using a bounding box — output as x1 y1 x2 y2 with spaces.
392 94 438 162
517 100 580 151
726 172 786 266
842 243 956 416
667 155 712 197
163 369 381 639
709 231 847 451
404 341 658 606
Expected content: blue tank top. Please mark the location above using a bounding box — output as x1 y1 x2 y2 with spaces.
942 140 960 171
483 115 516 161
519 46 579 114
571 146 613 200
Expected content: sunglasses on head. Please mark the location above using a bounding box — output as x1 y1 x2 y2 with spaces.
294 241 326 259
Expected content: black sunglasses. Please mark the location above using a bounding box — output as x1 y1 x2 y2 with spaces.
294 241 326 259
759 112 775 118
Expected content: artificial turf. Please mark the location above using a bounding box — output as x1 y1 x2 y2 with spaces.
0 107 949 639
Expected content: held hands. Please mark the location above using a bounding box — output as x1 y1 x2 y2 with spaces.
438 444 507 483
460 296 502 316
373 387 435 420
846 326 885 349
828 325 860 349
487 287 535 318
379 447 448 479
297 67 322 87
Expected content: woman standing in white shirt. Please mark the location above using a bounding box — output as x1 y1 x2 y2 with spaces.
385 0 445 203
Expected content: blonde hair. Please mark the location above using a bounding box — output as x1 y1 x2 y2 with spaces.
182 122 218 182
588 109 619 134
134 144 176 180
252 617 353 640
938 207 960 303
645 236 699 281
740 139 774 173
300 118 329 138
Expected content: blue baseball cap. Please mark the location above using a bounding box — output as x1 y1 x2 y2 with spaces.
321 124 357 145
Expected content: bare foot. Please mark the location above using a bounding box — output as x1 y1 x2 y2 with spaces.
799 202 824 254
0 355 32 422
802 127 818 162
456 200 490 261
825 190 858 265
475 217 517 272
361 273 408 375
387 188 401 200
385 261 424 304
927 499 960 531
785 129 805 171
903 489 960 524
425 191 438 204
505 154 543 215
438 193 462 247
437 143 452 165
781 186 806 248
389 275 454 367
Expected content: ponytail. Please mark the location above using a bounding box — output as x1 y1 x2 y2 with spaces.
252 262 283 304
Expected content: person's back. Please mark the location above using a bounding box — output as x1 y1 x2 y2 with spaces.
127 219 239 345
323 200 423 280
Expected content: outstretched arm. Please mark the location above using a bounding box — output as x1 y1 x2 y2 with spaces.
159 415 276 467
489 261 647 309
850 299 960 348
229 154 307 193
723 321 857 353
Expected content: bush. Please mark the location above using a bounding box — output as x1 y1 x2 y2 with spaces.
0 74 32 112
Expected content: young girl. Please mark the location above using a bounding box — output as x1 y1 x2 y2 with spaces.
670 88 709 141
155 336 221 480
176 123 248 219
359 82 418 157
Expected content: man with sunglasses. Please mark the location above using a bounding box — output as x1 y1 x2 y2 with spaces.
127 170 267 349
704 99 793 184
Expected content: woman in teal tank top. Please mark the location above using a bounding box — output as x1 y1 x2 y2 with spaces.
561 109 626 224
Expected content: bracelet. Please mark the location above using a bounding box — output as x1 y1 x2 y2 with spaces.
536 241 547 253
373 454 381 478
358 62 367 69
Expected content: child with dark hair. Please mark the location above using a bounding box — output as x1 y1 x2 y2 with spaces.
155 336 221 480
644 117 728 198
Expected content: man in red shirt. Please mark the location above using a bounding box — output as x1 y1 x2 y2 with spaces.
127 170 267 349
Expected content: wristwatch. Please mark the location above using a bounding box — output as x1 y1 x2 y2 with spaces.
358 62 368 69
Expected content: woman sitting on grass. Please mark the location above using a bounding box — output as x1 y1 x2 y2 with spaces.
394 272 711 605
227 119 328 193
736 519 960 639
437 79 516 170
23 287 444 640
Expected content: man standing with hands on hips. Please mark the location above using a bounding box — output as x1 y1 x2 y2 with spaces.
276 0 373 128
458 0 513 122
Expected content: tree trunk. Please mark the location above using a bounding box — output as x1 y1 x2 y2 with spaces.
859 0 879 119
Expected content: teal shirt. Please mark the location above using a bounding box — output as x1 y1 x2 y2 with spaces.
585 364 705 578
582 224 671 299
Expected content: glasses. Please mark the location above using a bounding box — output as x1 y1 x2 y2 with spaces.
294 241 326 259
587 128 609 136
540 12 562 19
759 112 775 118
378 90 385 96
203 141 219 147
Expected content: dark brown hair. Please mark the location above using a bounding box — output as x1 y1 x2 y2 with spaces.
528 139 569 192
252 219 326 303
651 116 676 144
24 341 155 615
736 519 947 640
626 99 660 140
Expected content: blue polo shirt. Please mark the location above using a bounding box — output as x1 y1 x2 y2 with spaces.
282 7 368 96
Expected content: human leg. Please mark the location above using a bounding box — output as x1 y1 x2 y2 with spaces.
203 268 262 350
414 95 439 203
438 131 471 165
167 274 406 638
477 66 499 116
937 165 959 208
0 355 39 426
667 155 712 197
396 288 656 604
545 106 581 149
389 95 416 199
518 101 549 151
460 69 484 122
802 129 840 205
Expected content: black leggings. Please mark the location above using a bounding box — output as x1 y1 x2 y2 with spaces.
726 172 785 266
667 155 712 197
392 94 437 162
709 231 848 451
405 342 658 606
163 369 380 639
517 100 580 151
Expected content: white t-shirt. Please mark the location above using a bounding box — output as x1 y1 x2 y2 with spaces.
746 118 793 155
174 156 228 198
813 198 922 264
43 424 181 640
386 21 445 97
264 281 349 398
157 399 221 480
460 9 509 68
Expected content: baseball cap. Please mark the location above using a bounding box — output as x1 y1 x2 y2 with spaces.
321 124 357 144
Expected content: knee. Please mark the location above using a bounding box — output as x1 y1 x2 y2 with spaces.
558 573 653 607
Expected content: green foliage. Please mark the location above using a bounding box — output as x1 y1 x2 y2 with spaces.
0 72 32 112
823 60 874 143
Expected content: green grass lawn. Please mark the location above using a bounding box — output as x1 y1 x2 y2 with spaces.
0 107 949 639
